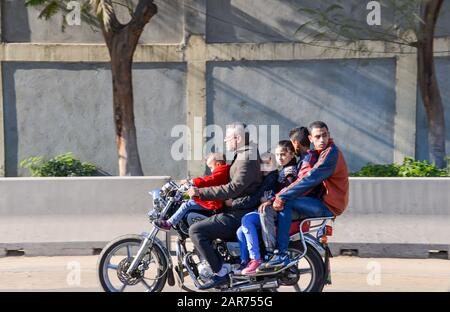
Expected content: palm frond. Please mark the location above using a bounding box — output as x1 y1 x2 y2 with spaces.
25 0 49 6
81 1 93 13
38 1 60 20
90 0 114 31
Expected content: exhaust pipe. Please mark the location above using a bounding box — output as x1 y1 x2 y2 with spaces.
229 280 278 292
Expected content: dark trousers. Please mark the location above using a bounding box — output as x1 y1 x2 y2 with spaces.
189 209 250 273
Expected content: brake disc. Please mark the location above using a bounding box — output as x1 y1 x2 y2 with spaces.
117 258 144 285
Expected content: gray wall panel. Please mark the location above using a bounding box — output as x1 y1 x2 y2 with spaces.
2 0 183 44
3 62 187 177
206 59 397 172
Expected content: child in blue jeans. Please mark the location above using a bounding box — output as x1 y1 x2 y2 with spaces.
236 141 298 275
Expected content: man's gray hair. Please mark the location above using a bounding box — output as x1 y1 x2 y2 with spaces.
226 122 249 144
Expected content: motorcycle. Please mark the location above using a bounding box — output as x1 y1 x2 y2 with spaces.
97 179 335 292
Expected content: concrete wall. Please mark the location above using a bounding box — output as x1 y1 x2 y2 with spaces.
436 0 450 37
5 0 449 44
205 0 401 43
331 178 450 258
416 57 450 161
0 0 449 177
206 59 396 172
2 0 184 44
0 177 448 258
3 62 187 178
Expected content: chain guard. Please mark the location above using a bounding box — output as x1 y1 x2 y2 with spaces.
278 265 300 286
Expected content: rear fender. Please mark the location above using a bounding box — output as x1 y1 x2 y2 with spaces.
290 233 326 257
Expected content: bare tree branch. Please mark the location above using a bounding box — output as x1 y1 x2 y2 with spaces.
130 0 157 31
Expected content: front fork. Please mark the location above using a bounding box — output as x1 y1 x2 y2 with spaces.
126 226 159 275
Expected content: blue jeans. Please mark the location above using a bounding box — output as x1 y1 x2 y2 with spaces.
236 211 262 262
277 197 334 253
168 199 205 225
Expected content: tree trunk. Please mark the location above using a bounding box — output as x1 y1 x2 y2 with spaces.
99 1 157 176
108 28 143 176
417 0 446 168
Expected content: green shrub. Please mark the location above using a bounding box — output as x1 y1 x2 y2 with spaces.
20 153 97 177
351 157 449 177
397 157 448 177
350 163 400 177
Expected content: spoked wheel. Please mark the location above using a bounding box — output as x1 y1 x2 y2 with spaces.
278 241 325 292
97 234 168 292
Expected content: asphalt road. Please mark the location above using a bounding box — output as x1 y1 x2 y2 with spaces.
0 255 449 292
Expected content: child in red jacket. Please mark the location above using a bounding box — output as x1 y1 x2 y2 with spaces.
154 153 230 231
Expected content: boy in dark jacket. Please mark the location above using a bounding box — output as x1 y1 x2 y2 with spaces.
153 153 230 231
234 152 277 272
259 129 311 260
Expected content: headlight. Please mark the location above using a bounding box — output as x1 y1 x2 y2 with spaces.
150 189 162 208
148 209 159 221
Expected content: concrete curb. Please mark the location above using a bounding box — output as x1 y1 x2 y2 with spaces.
329 243 450 259
2 241 448 260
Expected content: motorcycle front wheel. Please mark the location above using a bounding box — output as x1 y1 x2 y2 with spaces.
97 234 168 292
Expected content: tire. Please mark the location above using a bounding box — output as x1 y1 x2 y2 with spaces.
287 241 326 292
97 234 168 292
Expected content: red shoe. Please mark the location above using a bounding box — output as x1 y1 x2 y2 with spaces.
241 259 263 275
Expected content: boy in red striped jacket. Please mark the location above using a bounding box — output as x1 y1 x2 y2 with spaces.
154 153 231 231
259 121 349 270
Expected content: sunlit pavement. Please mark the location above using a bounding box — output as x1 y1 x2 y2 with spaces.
1 255 449 292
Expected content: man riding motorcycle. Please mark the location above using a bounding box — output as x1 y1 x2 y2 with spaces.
187 122 263 289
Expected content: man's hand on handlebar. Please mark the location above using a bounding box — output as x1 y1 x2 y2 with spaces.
187 187 199 198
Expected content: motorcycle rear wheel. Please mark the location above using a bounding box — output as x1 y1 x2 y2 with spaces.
279 241 325 292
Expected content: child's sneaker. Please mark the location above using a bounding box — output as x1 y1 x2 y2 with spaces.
263 251 274 261
241 259 263 275
259 252 289 272
153 219 172 231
